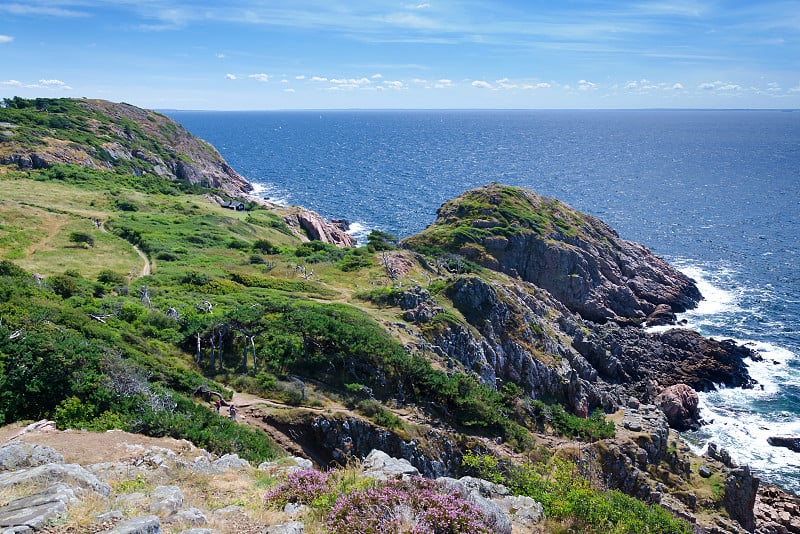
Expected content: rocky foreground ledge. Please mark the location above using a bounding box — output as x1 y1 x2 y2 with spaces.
0 424 544 534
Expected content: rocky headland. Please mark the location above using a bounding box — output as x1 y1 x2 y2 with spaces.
1 99 796 533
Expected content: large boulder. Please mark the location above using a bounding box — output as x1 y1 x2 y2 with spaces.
655 384 700 430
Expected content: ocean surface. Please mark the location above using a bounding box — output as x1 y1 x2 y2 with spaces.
166 109 800 493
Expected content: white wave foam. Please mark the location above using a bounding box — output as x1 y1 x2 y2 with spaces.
346 222 370 246
667 261 800 491
249 181 290 206
679 264 741 317
688 390 800 493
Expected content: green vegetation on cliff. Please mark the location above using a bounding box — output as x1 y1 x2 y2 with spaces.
402 182 586 256
0 98 710 533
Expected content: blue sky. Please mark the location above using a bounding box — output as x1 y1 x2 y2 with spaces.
1 1 799 109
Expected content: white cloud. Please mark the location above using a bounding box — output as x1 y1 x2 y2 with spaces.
578 79 596 91
248 73 270 82
0 35 13 44
225 73 237 80
295 75 306 80
330 77 371 86
36 79 72 90
413 3 431 8
383 80 404 88
284 88 295 93
310 76 328 82
215 53 226 59
281 79 289 83
672 83 684 90
435 79 453 88
471 80 492 89
371 73 383 79
1 79 22 86
699 80 740 92
789 85 800 94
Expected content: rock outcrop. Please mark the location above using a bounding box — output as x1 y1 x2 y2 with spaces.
766 436 800 454
0 98 252 198
402 183 702 324
281 207 356 247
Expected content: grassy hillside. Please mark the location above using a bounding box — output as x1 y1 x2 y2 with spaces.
0 98 711 533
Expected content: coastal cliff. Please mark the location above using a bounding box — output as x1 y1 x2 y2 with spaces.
0 98 787 533
402 183 701 324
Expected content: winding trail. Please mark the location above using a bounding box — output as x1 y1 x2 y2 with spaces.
97 220 151 278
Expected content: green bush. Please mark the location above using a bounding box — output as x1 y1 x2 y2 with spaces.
463 452 692 534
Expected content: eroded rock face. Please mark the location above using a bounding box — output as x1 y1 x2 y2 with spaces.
282 208 356 248
403 184 702 324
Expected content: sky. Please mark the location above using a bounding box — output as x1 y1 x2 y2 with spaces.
1 0 799 110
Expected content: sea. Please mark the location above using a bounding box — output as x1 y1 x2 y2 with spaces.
165 109 800 493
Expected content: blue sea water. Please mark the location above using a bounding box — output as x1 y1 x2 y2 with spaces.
166 109 800 492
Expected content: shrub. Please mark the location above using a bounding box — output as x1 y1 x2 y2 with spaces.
49 273 78 298
68 231 94 248
252 239 277 254
97 269 126 285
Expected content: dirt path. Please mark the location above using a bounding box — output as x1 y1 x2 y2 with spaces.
96 220 151 278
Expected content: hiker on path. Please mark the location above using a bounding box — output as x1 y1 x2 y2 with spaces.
229 405 237 421
214 399 221 413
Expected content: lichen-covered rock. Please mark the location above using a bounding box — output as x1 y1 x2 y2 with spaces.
0 484 75 532
361 449 419 480
148 485 184 517
264 522 305 534
212 453 250 471
0 441 64 471
0 463 111 497
99 514 161 534
496 495 545 525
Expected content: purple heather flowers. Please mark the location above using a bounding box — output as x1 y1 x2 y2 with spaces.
266 472 494 533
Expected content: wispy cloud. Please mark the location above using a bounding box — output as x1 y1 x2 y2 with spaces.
0 35 13 44
248 73 270 82
472 80 492 89
3 78 73 90
630 1 708 18
0 2 88 18
225 73 237 80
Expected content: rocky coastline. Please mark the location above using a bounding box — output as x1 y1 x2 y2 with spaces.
1 99 797 533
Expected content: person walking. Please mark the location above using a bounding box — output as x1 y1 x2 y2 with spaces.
214 399 221 413
229 405 237 421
